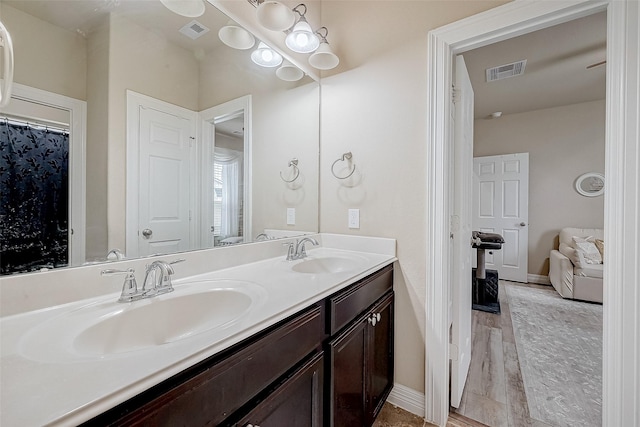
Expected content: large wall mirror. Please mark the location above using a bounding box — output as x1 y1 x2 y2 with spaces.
0 0 319 275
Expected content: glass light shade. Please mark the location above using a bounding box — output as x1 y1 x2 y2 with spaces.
256 1 296 31
308 42 339 70
218 24 255 50
276 61 304 81
251 42 283 67
285 18 319 53
159 0 205 17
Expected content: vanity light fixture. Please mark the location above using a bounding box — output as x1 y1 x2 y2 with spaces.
276 60 304 81
256 1 296 31
159 0 205 18
285 4 319 54
308 27 339 70
218 21 255 50
251 42 283 67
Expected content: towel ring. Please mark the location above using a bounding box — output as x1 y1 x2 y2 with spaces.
331 152 356 179
280 158 300 183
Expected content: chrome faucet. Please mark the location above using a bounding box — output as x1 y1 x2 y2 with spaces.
101 259 184 303
283 237 319 261
295 237 319 259
106 248 125 261
142 260 183 296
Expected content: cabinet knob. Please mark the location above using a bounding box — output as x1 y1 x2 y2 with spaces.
368 314 377 327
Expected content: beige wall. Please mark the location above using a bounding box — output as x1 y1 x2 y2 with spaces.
320 0 509 394
1 4 86 101
474 100 605 276
85 17 110 260
107 13 200 251
251 85 320 236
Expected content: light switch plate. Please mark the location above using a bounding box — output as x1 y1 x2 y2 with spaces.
348 209 360 229
286 208 296 225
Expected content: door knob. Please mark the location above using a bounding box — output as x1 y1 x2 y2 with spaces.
142 228 153 238
520 222 526 226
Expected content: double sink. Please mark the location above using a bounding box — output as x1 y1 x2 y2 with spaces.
17 249 369 361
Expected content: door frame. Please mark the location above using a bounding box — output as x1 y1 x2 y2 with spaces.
125 90 198 258
7 82 86 267
199 95 253 245
425 1 639 425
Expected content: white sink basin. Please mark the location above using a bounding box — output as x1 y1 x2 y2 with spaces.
289 252 369 274
19 280 267 361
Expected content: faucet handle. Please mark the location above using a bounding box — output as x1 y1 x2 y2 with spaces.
282 242 296 261
101 268 140 302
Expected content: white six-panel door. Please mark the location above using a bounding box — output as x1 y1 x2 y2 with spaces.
126 90 197 258
473 153 529 283
138 106 194 256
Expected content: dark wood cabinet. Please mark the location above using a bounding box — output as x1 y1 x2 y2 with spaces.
328 292 394 427
82 264 394 427
234 351 324 427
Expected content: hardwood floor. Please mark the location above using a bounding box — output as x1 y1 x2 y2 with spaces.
454 281 555 427
375 280 595 427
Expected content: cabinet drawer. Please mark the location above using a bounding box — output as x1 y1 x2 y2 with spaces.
88 304 326 426
328 264 393 335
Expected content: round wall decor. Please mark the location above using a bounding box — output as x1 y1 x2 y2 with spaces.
575 172 605 197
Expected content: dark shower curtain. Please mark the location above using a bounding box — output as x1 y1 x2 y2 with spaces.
0 119 70 275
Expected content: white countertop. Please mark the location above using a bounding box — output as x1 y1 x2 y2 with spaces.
0 240 395 426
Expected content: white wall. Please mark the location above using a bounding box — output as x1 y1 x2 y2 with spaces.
320 0 509 395
474 100 605 276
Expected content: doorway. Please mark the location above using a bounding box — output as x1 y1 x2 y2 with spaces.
425 1 639 426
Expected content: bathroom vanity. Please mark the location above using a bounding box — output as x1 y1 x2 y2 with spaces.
84 264 393 426
0 235 396 426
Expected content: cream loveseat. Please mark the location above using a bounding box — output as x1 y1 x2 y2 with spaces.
549 227 603 303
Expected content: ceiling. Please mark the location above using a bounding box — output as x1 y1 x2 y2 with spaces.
4 1 606 121
2 0 230 54
462 12 607 119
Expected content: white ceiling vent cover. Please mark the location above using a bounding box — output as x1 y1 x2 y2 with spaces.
486 60 527 82
179 20 210 40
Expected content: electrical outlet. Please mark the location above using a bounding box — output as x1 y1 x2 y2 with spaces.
286 208 296 225
348 209 360 229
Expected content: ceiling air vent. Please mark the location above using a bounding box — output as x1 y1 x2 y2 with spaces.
179 20 210 40
486 60 527 82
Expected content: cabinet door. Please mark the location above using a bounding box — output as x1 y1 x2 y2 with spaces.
236 352 324 427
367 292 394 424
328 318 367 427
328 291 394 427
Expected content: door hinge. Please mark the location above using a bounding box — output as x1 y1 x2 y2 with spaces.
449 343 459 361
189 136 195 147
451 89 462 104
452 87 461 104
189 210 192 221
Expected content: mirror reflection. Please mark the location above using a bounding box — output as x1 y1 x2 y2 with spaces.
0 0 319 275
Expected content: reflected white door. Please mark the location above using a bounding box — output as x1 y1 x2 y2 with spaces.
473 153 529 282
138 106 194 256
450 55 474 408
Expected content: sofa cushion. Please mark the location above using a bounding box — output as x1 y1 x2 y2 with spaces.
559 227 604 247
573 236 602 264
595 239 604 258
575 263 604 279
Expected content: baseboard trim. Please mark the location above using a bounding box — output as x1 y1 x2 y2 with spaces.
386 383 425 418
528 274 550 285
